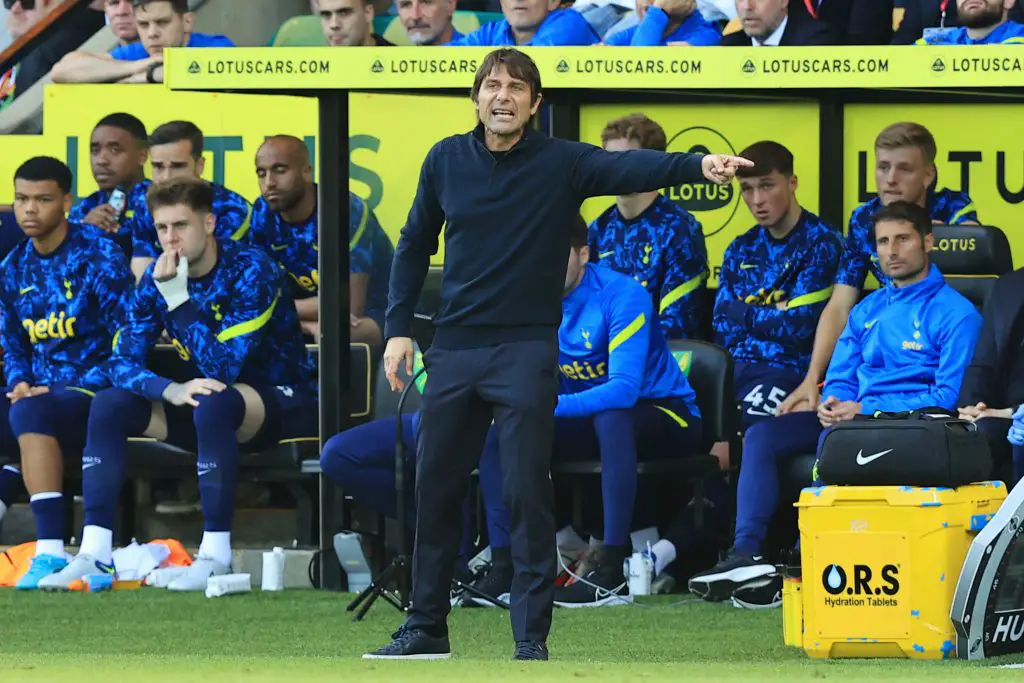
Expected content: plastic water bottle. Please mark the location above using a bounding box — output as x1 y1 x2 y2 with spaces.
261 546 285 592
624 547 653 596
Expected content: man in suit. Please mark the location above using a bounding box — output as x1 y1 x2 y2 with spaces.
789 0 894 44
958 267 1024 488
722 0 832 45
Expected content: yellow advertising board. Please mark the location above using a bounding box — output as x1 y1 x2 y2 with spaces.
166 46 1024 92
843 104 1023 268
579 102 821 286
0 85 470 265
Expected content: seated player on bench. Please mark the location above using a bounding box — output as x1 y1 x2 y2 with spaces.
250 135 393 345
317 378 481 585
688 200 982 605
470 215 703 608
0 157 134 588
634 141 844 596
588 113 709 341
958 265 1024 488
39 178 319 592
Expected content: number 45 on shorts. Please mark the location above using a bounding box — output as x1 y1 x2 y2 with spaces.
743 384 788 418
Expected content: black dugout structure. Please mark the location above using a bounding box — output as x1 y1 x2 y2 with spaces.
164 44 1024 591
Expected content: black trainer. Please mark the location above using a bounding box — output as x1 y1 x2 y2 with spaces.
461 557 513 608
688 548 775 602
731 573 783 609
554 545 631 608
513 641 549 661
362 626 451 660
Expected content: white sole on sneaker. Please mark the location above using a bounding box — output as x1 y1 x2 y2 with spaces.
689 564 775 601
554 594 633 608
469 592 510 608
362 653 452 660
731 595 782 610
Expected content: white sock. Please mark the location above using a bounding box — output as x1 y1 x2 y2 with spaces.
631 526 660 553
80 525 114 565
0 500 7 522
650 539 676 576
35 539 65 558
198 531 232 568
556 525 586 551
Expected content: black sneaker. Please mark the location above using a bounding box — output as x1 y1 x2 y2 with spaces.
461 559 513 608
688 548 775 602
362 626 451 660
513 641 549 661
554 545 631 608
731 573 783 609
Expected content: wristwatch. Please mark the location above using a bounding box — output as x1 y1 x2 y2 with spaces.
146 61 161 84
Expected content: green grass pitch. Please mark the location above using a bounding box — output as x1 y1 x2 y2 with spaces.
1 591 1022 681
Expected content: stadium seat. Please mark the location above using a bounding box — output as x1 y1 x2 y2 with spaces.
550 339 740 531
929 224 1012 310
83 343 375 547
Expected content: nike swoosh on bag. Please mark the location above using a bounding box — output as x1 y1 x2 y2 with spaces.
856 449 893 466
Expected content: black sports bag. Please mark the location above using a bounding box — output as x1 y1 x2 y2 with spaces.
815 409 993 488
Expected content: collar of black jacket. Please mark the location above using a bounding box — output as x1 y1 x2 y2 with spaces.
471 121 540 152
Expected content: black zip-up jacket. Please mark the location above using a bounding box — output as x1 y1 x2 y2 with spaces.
959 268 1024 412
385 123 706 350
954 270 1024 413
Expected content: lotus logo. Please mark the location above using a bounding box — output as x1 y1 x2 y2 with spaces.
664 126 739 237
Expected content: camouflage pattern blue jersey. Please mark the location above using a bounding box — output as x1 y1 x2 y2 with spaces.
838 188 978 290
588 194 708 340
714 210 843 374
348 193 393 321
107 240 317 403
130 182 252 260
68 179 151 256
0 224 133 391
250 191 393 319
249 195 318 301
556 263 700 420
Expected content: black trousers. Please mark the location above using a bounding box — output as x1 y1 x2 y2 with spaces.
406 338 559 643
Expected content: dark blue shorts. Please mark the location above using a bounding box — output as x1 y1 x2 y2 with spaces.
2 386 93 457
733 361 804 432
163 383 318 453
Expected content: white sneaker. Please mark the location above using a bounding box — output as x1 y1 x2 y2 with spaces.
145 565 189 587
37 553 115 591
166 555 230 592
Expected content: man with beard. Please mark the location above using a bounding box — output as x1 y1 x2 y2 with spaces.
917 0 1024 43
395 0 462 45
251 135 392 344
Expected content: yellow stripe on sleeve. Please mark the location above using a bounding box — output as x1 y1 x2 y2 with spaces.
608 313 646 353
348 200 369 252
950 202 976 224
659 272 707 314
786 286 834 310
216 292 280 343
230 210 252 241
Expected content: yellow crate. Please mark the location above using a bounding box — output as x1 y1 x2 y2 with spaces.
793 482 1007 659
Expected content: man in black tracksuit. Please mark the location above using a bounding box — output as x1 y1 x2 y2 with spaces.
365 48 752 662
958 267 1024 486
